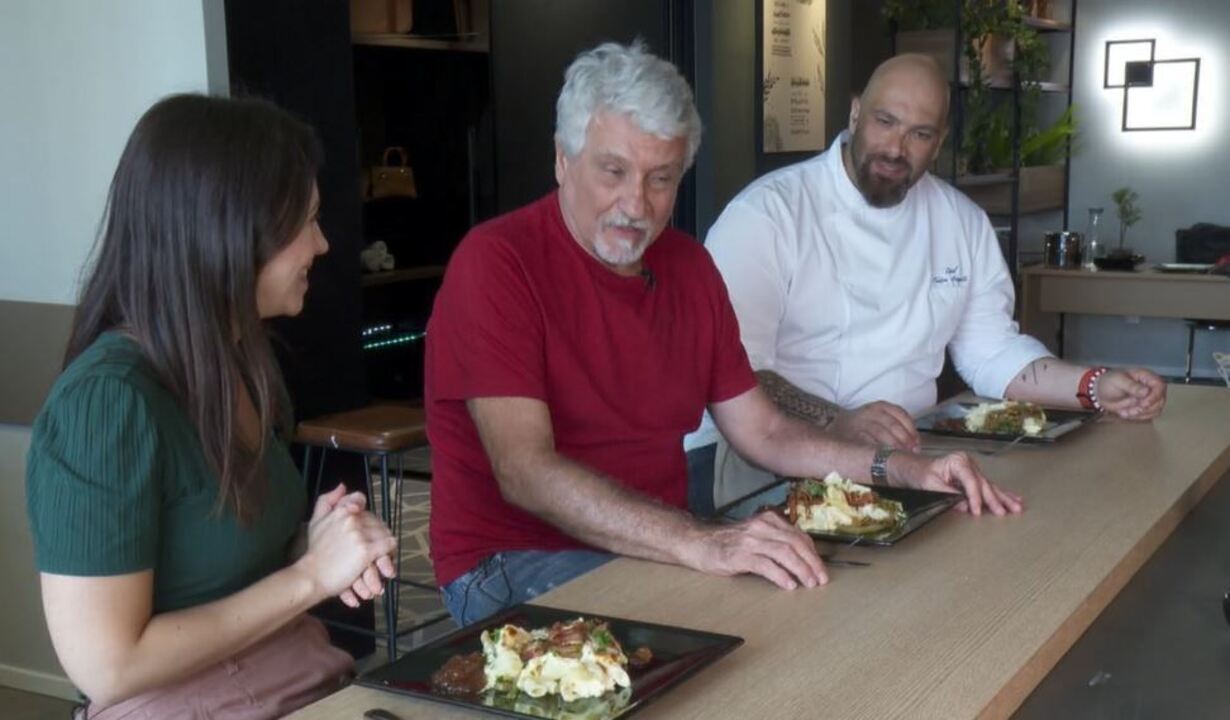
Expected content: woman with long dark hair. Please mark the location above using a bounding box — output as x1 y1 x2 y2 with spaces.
26 94 397 718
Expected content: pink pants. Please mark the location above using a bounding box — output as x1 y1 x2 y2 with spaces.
79 615 353 720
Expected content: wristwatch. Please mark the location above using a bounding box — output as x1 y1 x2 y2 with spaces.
871 447 894 484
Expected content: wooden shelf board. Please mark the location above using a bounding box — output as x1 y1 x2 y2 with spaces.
980 79 1070 93
1022 16 1072 33
957 172 1016 188
352 33 488 53
360 265 447 288
961 165 1066 215
982 199 1066 215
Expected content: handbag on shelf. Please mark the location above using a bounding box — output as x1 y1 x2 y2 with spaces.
366 146 418 200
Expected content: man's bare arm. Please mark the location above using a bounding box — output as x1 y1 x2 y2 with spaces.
1004 358 1166 420
711 387 1021 516
468 397 696 563
755 370 919 450
467 396 826 589
1003 357 1084 407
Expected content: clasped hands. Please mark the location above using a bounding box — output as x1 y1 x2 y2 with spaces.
1096 368 1166 421
299 483 400 608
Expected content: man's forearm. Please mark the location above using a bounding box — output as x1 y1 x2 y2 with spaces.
730 409 878 484
755 370 843 427
1003 357 1085 407
495 452 703 565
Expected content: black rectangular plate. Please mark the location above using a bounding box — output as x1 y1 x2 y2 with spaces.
916 401 1099 443
715 479 961 547
355 604 744 720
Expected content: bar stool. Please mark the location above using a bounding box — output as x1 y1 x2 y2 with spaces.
295 402 440 659
1184 319 1230 383
1175 227 1230 382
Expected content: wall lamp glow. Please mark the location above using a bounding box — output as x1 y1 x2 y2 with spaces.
1104 38 1200 132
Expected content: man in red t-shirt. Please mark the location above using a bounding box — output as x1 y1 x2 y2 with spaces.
426 41 1023 626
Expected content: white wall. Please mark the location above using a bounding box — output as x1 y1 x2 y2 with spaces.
0 0 216 305
0 0 219 699
1064 0 1230 377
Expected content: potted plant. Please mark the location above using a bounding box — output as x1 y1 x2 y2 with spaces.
1097 187 1144 270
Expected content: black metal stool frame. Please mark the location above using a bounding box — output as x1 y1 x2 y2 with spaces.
301 443 444 660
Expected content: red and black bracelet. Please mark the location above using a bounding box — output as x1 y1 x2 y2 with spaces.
1077 366 1109 411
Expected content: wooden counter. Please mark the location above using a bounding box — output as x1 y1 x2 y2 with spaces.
1019 266 1230 355
289 384 1230 720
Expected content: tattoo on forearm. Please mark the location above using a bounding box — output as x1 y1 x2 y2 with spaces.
1020 359 1049 385
755 370 842 427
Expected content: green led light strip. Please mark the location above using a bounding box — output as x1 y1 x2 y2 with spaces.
362 331 426 351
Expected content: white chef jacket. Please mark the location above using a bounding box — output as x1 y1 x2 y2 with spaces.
686 132 1051 451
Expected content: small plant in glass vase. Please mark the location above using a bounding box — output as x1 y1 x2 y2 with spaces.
1104 186 1143 269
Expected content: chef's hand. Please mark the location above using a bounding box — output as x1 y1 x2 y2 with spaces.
828 401 921 452
1097 368 1166 421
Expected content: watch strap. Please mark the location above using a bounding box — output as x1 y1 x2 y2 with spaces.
871 447 893 483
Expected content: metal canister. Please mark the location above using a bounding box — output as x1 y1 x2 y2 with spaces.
1044 231 1084 269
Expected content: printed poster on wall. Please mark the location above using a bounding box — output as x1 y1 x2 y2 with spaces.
762 0 826 153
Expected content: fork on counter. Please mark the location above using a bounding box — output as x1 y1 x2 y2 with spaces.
819 554 871 568
921 432 1028 458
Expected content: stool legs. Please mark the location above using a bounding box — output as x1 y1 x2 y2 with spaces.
376 453 399 660
306 445 329 500
391 452 405 650
1186 325 1197 384
1057 312 1066 358
301 442 443 661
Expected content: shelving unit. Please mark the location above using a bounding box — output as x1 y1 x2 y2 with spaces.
984 79 1068 93
359 265 448 288
350 5 492 277
1022 16 1071 32
352 32 488 53
959 164 1066 214
349 2 493 403
892 0 1078 278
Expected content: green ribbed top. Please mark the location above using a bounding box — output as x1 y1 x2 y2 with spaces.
26 333 305 613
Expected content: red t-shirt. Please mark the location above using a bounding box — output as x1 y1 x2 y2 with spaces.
425 192 756 586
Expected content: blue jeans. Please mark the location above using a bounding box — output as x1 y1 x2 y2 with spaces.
686 443 718 518
441 549 614 627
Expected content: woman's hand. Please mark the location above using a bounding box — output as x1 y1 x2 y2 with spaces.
309 486 397 607
300 484 398 604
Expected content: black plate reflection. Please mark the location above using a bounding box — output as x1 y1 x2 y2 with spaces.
355 604 744 720
916 402 1099 443
715 478 961 547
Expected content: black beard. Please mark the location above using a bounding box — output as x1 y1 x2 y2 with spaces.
848 131 915 208
855 153 912 208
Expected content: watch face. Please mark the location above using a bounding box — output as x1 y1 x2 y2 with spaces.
871 449 892 481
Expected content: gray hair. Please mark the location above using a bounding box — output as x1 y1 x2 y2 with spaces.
555 41 702 169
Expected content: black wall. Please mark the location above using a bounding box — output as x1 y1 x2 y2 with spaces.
490 0 695 233
691 0 893 239
224 0 369 420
